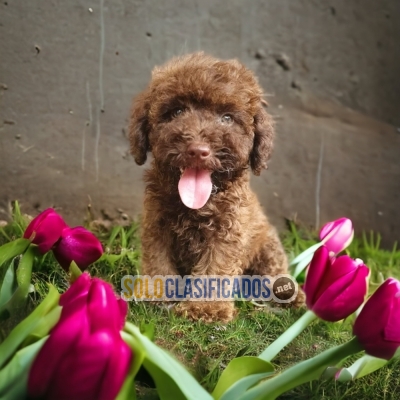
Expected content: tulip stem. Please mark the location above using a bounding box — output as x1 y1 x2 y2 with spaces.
259 310 317 362
240 337 363 400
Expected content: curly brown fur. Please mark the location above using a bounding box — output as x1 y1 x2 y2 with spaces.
129 52 303 323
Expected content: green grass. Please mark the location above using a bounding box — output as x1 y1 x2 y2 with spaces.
1 211 400 400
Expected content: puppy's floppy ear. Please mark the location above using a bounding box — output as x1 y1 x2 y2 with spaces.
129 91 150 165
250 105 274 176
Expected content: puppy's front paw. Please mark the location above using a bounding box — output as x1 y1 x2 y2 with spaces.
175 301 236 323
292 287 306 308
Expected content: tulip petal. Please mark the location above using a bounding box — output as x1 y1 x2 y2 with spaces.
324 255 360 283
23 209 53 240
384 286 400 342
303 246 330 308
315 256 365 301
313 265 369 321
97 336 132 400
319 217 353 254
45 330 117 400
23 209 67 254
354 278 400 360
53 226 103 271
28 275 131 400
59 272 91 307
28 305 89 397
319 220 337 241
384 306 400 343
87 279 121 332
118 297 128 329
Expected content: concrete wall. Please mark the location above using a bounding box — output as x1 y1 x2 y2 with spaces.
1 0 399 246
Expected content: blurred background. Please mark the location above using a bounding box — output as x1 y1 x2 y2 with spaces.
1 0 399 246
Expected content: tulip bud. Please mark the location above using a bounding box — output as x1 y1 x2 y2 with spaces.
303 246 369 321
319 217 354 255
353 278 400 360
23 208 67 254
28 273 131 400
53 227 103 271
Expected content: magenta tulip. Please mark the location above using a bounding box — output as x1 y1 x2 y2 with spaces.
353 278 400 360
319 217 354 255
303 246 369 321
28 273 131 400
23 208 67 254
53 226 103 271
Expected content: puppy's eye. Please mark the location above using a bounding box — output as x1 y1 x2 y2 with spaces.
221 114 234 124
171 108 185 118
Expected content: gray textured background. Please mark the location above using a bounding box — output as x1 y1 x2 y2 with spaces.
1 0 399 246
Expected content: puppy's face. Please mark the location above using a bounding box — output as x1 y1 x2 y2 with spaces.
130 53 274 209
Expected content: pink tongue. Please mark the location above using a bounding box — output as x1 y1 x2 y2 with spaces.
178 168 212 209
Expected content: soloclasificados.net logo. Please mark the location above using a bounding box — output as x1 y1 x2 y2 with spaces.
121 275 298 303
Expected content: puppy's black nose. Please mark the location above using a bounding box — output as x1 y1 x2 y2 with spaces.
187 143 211 160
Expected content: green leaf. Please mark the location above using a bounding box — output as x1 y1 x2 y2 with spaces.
16 245 36 291
0 285 60 369
68 261 83 283
140 323 155 340
124 322 212 400
0 258 19 312
11 201 27 234
0 337 47 399
291 253 314 279
238 337 364 400
212 357 274 400
115 377 137 400
116 331 147 400
20 306 62 348
121 228 128 249
0 286 26 323
0 239 30 269
0 246 36 322
324 354 388 382
220 372 275 400
126 250 139 267
101 253 123 267
107 226 122 249
290 242 322 266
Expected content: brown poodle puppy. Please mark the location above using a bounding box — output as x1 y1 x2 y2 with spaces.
129 52 301 323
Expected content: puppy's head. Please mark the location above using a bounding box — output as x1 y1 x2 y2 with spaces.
129 52 274 209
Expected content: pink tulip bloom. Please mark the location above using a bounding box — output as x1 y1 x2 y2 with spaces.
319 217 354 255
53 226 103 271
303 246 369 321
23 208 67 254
28 273 131 400
353 278 400 360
